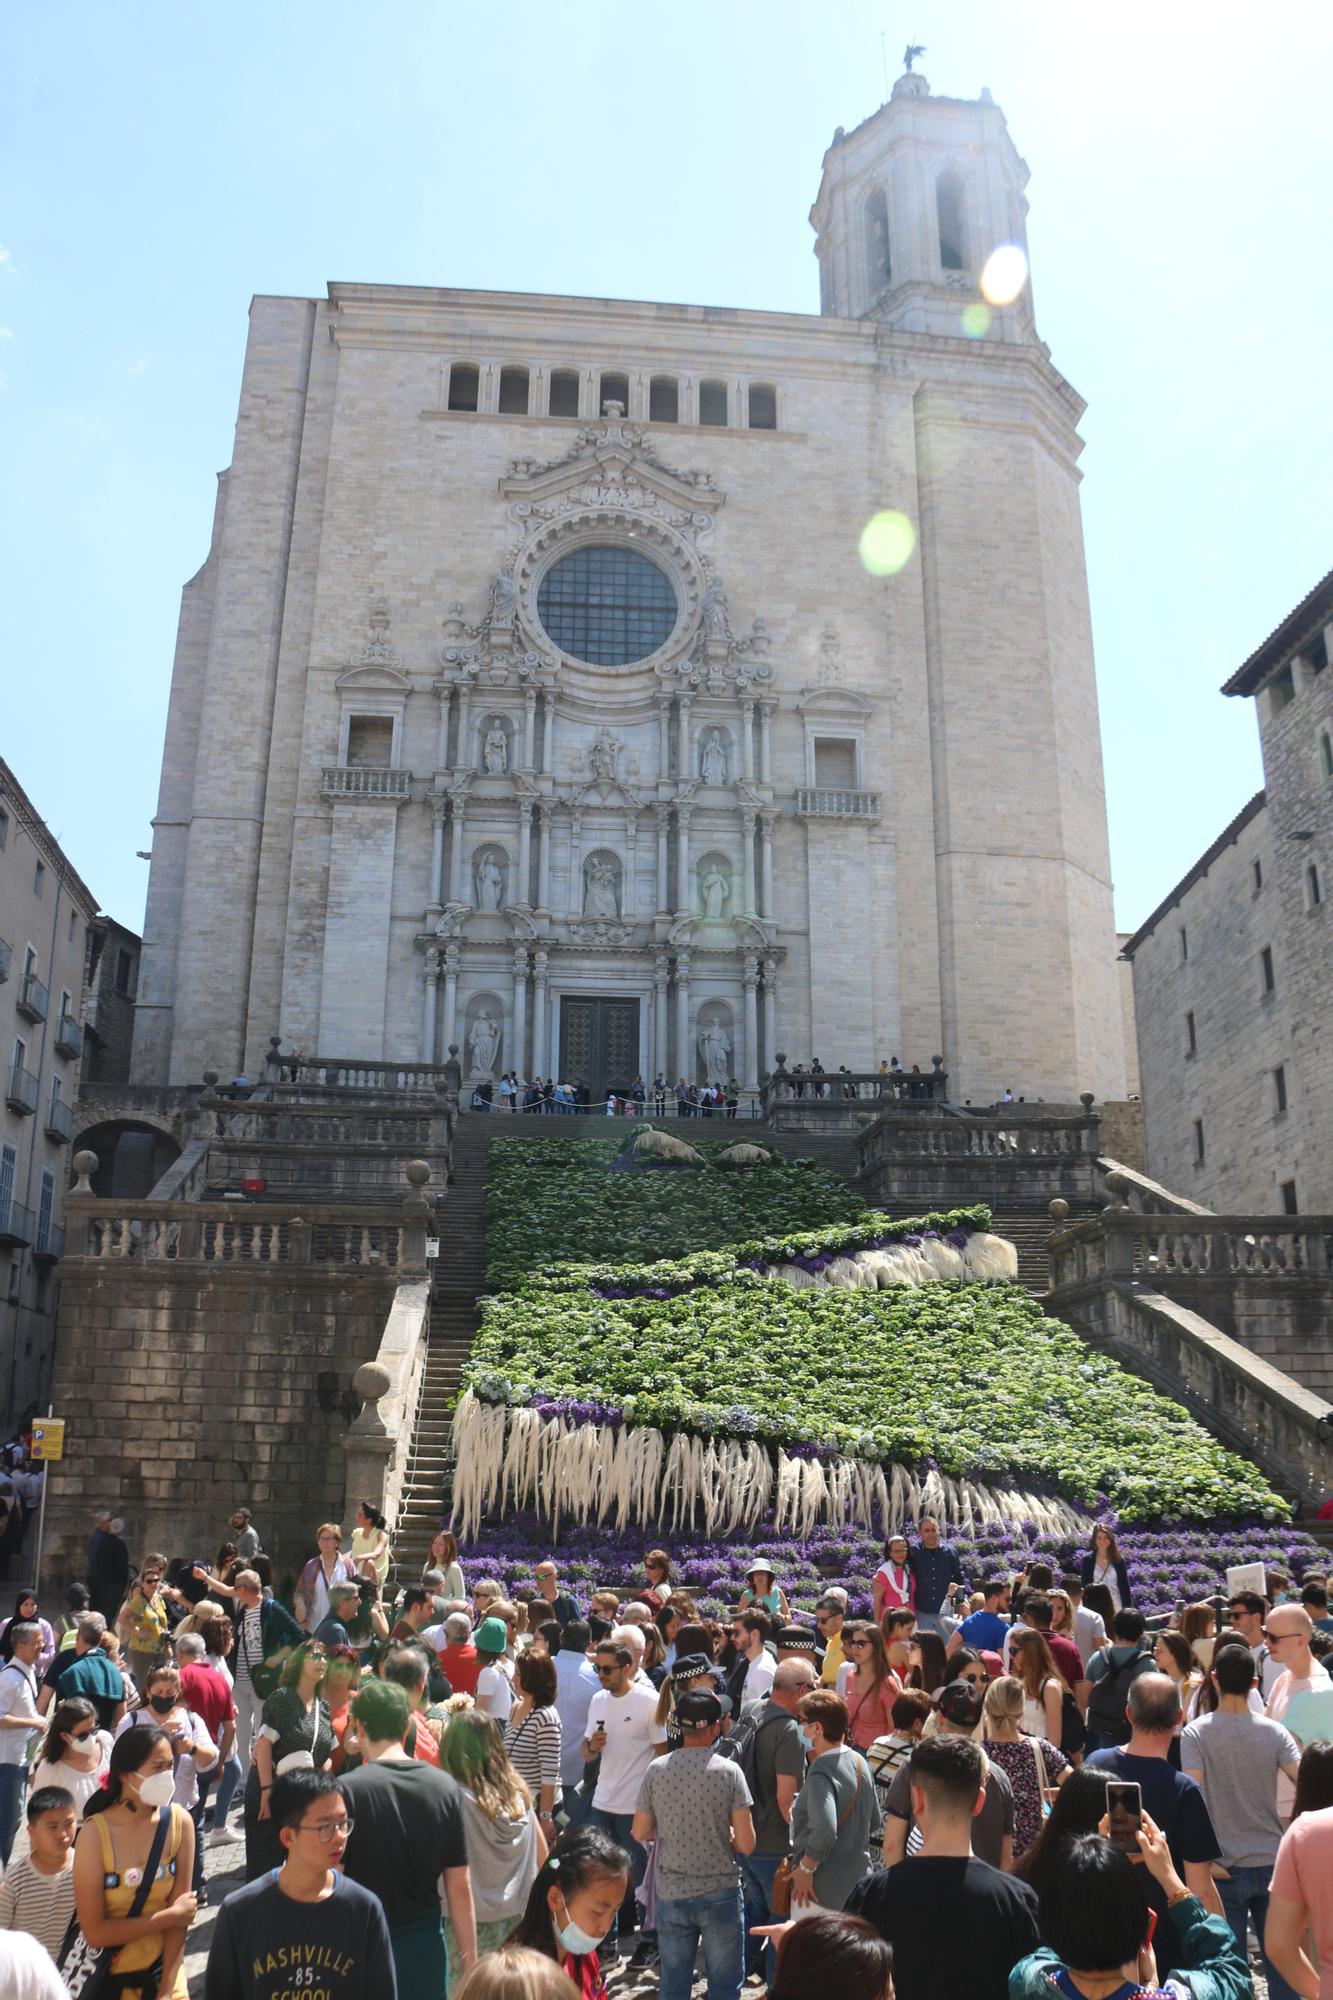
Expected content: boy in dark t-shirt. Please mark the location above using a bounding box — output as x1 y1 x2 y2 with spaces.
204 1770 395 2000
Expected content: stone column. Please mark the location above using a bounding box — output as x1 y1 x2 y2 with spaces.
569 811 584 916
511 946 529 1083
544 695 557 775
679 693 693 782
741 700 756 782
762 956 777 1074
536 803 553 910
449 796 468 903
657 697 673 779
455 682 473 769
743 953 760 1093
760 813 775 918
517 803 532 906
654 952 670 1082
674 953 691 1084
759 702 773 782
435 689 451 772
442 943 460 1055
421 950 440 1062
742 810 757 916
655 805 671 913
532 949 548 1080
429 801 447 910
522 689 536 769
675 806 692 915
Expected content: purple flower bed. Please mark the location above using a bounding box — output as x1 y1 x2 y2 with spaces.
455 1510 1327 1621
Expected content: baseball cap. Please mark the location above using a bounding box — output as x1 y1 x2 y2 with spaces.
935 1678 984 1728
776 1625 818 1655
675 1688 723 1728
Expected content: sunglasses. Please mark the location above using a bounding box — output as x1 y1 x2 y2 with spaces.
70 1729 96 1743
846 1638 869 1649
596 1664 619 1677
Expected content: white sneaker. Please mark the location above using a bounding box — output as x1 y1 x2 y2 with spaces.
208 1824 244 1845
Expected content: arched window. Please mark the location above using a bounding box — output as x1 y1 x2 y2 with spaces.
447 362 479 412
599 371 629 415
498 366 530 414
699 380 728 426
548 369 580 418
747 383 777 431
936 172 966 271
865 186 891 292
649 376 679 423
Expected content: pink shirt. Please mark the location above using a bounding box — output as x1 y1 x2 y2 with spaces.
1272 1802 1333 1998
1268 1663 1331 1818
875 1562 914 1611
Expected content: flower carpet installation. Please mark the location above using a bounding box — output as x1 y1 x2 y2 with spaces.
454 1137 1294 1573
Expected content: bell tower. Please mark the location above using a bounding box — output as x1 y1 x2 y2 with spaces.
810 67 1036 342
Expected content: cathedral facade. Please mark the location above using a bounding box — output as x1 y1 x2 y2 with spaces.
133 70 1127 1106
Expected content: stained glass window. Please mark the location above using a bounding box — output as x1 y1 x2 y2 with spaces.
537 546 677 666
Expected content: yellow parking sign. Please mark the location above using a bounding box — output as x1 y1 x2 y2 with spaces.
32 1418 65 1461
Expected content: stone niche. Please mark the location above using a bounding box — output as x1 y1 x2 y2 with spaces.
472 845 510 912
462 990 505 1080
476 713 515 776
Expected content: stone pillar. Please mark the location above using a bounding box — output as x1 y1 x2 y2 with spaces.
657 698 673 779
536 803 553 910
759 703 773 782
421 951 440 1062
742 810 757 916
435 689 451 772
625 813 639 916
517 803 532 906
449 797 468 904
655 806 671 913
442 943 460 1054
762 956 777 1074
679 694 693 782
654 952 670 1082
741 700 756 782
675 807 692 915
544 695 557 775
511 946 528 1083
429 802 447 910
522 689 536 769
456 682 473 769
743 954 760 1093
532 950 548 1080
674 952 691 1082
569 811 584 916
760 813 775 918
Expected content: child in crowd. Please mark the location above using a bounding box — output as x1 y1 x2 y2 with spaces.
0 1785 78 1964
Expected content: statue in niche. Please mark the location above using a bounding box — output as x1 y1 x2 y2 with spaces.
583 856 621 919
468 1008 500 1078
483 725 508 775
700 863 731 921
701 729 729 786
489 575 518 618
475 853 505 912
698 1016 732 1086
702 583 729 639
588 730 618 783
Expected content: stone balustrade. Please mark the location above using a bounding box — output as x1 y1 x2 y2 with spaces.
1093 1158 1214 1218
319 765 413 800
211 1104 437 1149
1048 1210 1333 1290
66 1198 413 1271
340 1277 432 1537
794 787 882 819
274 1055 453 1093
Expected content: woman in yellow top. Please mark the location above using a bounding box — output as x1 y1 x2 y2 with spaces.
116 1554 189 1692
349 1501 391 1588
71 1723 197 1999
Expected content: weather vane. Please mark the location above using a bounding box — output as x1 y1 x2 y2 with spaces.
904 42 926 71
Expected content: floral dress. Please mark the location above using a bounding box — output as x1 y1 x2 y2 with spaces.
984 1734 1069 1859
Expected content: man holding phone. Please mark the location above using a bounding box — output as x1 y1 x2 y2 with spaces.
1087 1672 1223 1974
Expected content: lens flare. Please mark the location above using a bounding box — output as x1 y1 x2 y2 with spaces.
979 244 1028 306
858 510 916 576
961 302 991 338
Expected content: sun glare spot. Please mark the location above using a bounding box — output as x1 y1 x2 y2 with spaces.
980 244 1029 306
858 510 917 576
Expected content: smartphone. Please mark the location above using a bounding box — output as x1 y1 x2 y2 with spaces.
1106 1781 1143 1855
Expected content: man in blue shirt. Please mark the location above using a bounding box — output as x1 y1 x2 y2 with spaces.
553 1621 600 1825
947 1577 1011 1658
908 1518 968 1635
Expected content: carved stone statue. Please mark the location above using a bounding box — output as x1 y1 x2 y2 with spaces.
583 856 621 919
588 731 618 783
468 1009 500 1078
489 574 518 618
700 863 730 921
476 853 505 911
483 725 508 775
698 1017 731 1086
701 729 729 786
702 583 729 639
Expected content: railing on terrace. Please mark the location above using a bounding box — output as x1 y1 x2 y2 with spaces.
1048 1209 1333 1290
0 1201 35 1248
762 1058 948 1114
795 788 882 820
1093 1158 1214 1217
272 1057 452 1094
320 766 414 800
861 1111 1099 1168
210 1104 438 1147
54 1014 84 1059
69 1202 406 1267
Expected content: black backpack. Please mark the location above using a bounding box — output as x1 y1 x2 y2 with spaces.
1087 1647 1150 1746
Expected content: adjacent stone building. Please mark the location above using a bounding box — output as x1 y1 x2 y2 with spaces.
0 759 99 1427
133 67 1127 1108
1123 567 1331 1210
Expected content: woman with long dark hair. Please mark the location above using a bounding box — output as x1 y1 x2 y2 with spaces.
905 1630 948 1697
1080 1525 1132 1612
842 1622 900 1752
768 1913 894 2000
243 1639 333 1881
1015 1764 1110 1895
71 1724 197 1997
1010 1628 1069 1746
426 1528 466 1600
506 1826 630 1998
32 1695 111 1817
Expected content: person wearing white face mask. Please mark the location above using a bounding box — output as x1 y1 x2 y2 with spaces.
70 1723 198 1997
31 1696 113 1817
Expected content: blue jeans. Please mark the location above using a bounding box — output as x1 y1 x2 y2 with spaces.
739 1852 783 1981
0 1762 26 1867
212 1752 242 1824
590 1807 646 1954
657 1885 744 2000
1218 1864 1301 2000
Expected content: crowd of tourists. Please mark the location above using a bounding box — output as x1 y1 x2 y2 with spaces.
3 1508 1333 2000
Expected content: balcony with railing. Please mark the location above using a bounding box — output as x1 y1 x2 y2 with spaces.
16 971 49 1023
5 1063 38 1115
54 1014 83 1060
0 1201 34 1248
33 1220 64 1263
45 1096 75 1143
795 787 882 820
0 937 11 983
320 766 413 801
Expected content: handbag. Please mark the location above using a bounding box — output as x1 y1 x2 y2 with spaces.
59 1804 173 1998
774 1752 864 1917
1031 1736 1056 1819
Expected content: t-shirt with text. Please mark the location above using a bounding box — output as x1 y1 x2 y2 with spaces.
203 1871 396 2000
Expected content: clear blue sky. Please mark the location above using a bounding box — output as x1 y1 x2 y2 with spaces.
3 1 1330 935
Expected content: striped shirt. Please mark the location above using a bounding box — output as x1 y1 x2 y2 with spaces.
0 1856 76 1963
504 1704 562 1799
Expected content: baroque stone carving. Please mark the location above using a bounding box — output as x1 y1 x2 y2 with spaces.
468 1008 500 1078
482 724 508 774
583 854 621 918
567 920 637 948
700 862 731 921
475 852 506 911
587 729 619 784
698 1015 732 1085
701 729 729 786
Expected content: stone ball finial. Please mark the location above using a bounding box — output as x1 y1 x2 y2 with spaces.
1104 1170 1131 1210
354 1361 392 1405
404 1160 432 1188
202 1070 219 1087
447 1044 460 1059
72 1150 98 1194
1048 1197 1070 1223
434 1073 450 1095
931 1055 944 1071
269 1035 282 1050
775 1052 787 1069
1080 1091 1095 1110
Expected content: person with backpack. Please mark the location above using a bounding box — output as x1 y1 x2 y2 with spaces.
1085 1609 1157 1753
734 1657 814 1980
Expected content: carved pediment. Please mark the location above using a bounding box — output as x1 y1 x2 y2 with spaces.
501 423 725 519
336 663 414 693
